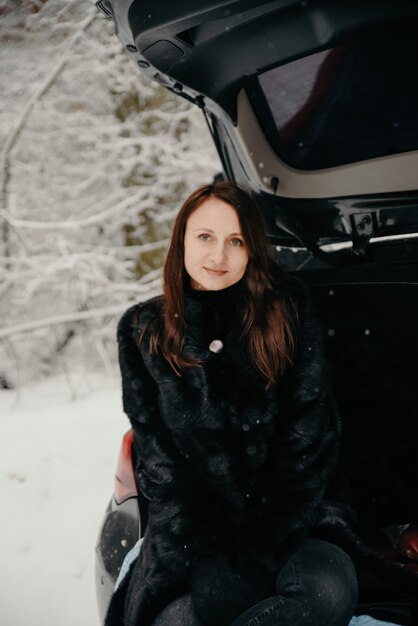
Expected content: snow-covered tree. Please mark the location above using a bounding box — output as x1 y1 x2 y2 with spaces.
0 0 220 391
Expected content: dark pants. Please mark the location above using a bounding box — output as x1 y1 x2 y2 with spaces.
151 539 358 626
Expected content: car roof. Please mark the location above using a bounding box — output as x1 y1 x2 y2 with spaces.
98 0 418 261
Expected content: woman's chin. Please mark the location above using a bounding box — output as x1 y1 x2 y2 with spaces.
200 277 231 290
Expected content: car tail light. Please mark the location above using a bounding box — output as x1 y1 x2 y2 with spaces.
114 429 138 504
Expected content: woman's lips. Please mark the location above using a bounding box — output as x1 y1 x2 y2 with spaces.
203 267 228 276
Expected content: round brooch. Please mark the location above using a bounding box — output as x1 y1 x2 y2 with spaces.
208 339 223 353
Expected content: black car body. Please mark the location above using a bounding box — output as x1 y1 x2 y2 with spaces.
95 2 418 623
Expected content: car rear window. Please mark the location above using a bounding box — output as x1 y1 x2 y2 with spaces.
256 23 418 170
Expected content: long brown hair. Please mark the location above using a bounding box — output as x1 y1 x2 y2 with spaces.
142 181 297 389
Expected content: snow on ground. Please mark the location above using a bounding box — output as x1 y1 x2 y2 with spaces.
0 372 127 626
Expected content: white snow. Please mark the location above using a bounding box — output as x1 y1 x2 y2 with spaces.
0 372 128 626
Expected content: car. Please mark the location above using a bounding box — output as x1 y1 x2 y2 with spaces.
94 2 418 624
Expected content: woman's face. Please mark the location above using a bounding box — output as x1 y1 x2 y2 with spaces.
184 197 249 291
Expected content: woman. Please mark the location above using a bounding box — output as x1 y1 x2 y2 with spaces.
105 181 358 626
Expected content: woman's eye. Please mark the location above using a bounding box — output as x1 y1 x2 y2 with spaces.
198 233 210 241
231 238 243 247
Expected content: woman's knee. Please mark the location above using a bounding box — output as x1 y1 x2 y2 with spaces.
276 539 358 623
151 594 203 626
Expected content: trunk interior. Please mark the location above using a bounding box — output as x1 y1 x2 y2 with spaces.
301 262 418 618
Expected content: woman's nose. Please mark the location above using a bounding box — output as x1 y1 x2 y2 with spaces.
209 245 227 265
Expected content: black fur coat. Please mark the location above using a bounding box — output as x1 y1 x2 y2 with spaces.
105 275 418 626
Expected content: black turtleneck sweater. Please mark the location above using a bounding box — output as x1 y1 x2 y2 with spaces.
184 276 246 347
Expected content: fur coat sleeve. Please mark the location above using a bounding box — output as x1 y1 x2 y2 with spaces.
230 276 342 570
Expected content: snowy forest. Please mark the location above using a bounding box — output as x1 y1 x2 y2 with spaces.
0 0 220 392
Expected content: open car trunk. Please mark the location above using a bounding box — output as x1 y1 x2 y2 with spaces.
95 1 418 622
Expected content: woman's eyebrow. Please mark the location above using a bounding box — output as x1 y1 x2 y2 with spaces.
193 228 243 236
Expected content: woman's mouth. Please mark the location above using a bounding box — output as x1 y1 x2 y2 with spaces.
203 267 228 276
